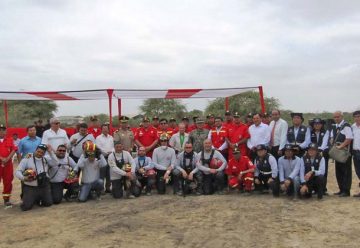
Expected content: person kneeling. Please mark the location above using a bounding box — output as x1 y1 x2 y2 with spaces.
197 139 227 195
135 146 155 196
299 143 325 200
173 142 202 196
15 144 53 211
278 144 301 197
254 144 279 196
226 147 255 195
76 141 107 202
108 141 139 199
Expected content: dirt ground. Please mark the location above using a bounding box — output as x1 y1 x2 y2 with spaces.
1 161 360 248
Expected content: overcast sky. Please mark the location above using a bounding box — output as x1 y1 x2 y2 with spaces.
0 0 359 116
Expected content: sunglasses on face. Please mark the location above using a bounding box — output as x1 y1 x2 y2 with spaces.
58 149 66 152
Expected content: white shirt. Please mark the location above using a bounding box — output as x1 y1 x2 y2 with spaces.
331 120 353 140
247 123 271 149
70 132 95 158
352 123 360 150
268 118 288 149
42 128 70 151
95 134 114 154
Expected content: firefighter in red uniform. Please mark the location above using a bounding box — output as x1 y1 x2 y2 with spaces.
227 112 251 159
226 147 255 194
208 117 229 160
169 118 178 133
135 117 159 157
204 114 215 130
188 116 198 132
157 118 174 138
152 116 160 130
87 116 102 138
223 110 235 130
0 124 17 208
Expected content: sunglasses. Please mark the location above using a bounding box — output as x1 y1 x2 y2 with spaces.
58 149 66 152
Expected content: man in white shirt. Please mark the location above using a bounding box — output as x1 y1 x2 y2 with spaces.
41 117 70 152
69 123 95 163
268 110 288 160
331 111 353 197
352 111 360 197
95 124 114 193
247 113 271 160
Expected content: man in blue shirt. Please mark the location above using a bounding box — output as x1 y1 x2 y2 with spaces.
18 125 42 159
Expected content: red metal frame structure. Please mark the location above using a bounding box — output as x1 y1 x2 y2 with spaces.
1 86 265 131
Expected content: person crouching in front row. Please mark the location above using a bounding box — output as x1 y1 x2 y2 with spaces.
108 141 139 199
15 144 52 211
299 143 325 200
226 147 255 195
197 139 227 195
134 146 156 196
278 144 301 197
76 141 107 202
254 144 280 196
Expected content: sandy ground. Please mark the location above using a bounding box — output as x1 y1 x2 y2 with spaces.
1 161 360 248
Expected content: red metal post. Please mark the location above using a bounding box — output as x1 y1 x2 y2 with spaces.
106 89 114 134
225 97 229 111
258 86 266 114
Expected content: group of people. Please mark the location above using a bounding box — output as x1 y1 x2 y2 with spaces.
1 109 360 211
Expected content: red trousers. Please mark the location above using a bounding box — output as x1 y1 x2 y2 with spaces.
0 163 14 200
238 172 254 191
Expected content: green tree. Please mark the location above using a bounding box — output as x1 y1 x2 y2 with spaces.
205 91 280 118
139 99 187 120
0 100 57 127
187 109 203 118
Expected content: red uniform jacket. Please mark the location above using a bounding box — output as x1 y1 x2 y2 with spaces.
0 137 17 166
226 156 255 176
88 127 102 138
228 123 250 155
209 127 228 149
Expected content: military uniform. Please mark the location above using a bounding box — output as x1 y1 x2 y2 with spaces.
189 119 209 153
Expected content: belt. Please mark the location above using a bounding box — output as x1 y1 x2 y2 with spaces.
259 171 272 175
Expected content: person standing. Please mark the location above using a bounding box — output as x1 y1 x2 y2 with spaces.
69 123 95 163
169 123 189 155
41 117 70 152
287 113 310 157
309 118 330 194
95 124 114 193
247 113 271 160
87 116 102 138
113 116 135 153
330 111 353 197
0 124 17 208
352 111 360 197
189 118 210 153
134 117 159 157
18 125 42 159
208 117 228 160
226 112 250 159
268 110 288 160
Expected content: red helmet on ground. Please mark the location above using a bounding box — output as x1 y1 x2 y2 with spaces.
124 164 132 173
228 177 239 188
64 170 79 184
209 158 223 169
145 169 156 177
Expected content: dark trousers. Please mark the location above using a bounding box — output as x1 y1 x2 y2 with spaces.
50 182 78 204
156 170 167 194
21 184 53 211
111 178 141 198
173 170 203 194
353 150 360 184
270 146 280 161
100 164 111 191
202 171 225 195
303 175 324 199
254 174 280 196
323 151 329 192
335 156 352 195
137 173 155 193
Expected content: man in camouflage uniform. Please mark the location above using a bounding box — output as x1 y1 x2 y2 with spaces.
113 116 134 153
189 118 209 153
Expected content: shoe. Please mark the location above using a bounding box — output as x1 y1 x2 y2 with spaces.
353 192 360 197
4 200 12 209
146 192 152 196
176 191 183 196
339 192 350 197
217 190 225 195
128 194 136 199
334 191 342 195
